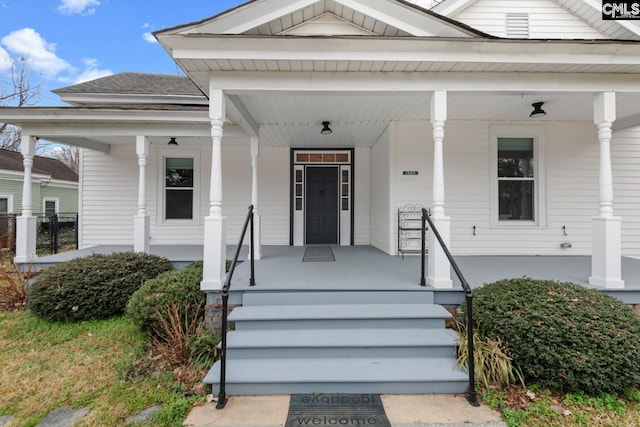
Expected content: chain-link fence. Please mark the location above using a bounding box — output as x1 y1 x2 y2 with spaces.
0 213 78 255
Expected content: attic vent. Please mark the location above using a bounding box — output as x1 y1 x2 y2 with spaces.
506 13 529 38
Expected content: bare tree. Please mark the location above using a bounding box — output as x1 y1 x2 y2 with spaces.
51 145 79 173
0 57 41 151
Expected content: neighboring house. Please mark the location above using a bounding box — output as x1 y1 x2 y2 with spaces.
0 149 78 249
0 0 639 290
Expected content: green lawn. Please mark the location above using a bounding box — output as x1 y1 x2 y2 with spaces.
0 310 205 426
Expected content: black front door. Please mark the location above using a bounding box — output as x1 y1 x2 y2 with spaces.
306 166 338 244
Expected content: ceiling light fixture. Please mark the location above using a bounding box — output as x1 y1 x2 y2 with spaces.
167 137 178 146
529 102 546 118
320 121 332 135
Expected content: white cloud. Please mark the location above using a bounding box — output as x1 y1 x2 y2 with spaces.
0 45 12 71
142 32 157 44
1 28 72 78
57 0 100 15
73 58 112 84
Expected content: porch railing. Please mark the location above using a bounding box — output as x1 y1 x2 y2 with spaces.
217 204 255 410
420 208 479 407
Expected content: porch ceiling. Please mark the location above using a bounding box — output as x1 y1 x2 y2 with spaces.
6 90 640 149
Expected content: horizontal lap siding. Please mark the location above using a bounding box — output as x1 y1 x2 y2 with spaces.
354 147 371 245
371 128 391 253
613 128 640 257
80 145 137 247
254 148 289 245
81 144 290 248
455 0 607 39
393 121 602 256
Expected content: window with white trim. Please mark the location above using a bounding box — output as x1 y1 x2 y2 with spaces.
158 150 200 223
490 127 546 227
0 195 12 213
165 157 194 220
43 198 59 216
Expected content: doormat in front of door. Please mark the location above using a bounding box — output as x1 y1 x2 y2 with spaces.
302 246 335 262
285 394 391 427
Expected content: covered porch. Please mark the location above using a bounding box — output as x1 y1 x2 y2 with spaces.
33 244 640 305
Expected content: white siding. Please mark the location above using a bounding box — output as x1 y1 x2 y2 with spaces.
455 0 608 39
255 147 290 245
80 143 290 248
80 144 137 247
612 127 640 258
354 147 371 245
371 127 393 254
393 120 603 256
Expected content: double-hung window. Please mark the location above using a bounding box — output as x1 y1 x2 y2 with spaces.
491 126 546 227
163 157 196 220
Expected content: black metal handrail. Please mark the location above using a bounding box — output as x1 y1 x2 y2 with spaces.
217 204 255 410
421 208 479 407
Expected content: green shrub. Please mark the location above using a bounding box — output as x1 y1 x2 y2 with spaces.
126 261 204 337
471 278 640 394
29 252 173 322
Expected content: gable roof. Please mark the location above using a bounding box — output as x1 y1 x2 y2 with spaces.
0 149 78 182
155 0 491 39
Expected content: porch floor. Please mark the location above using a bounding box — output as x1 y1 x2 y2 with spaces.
33 244 640 304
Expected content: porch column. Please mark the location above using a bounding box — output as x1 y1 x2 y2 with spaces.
590 92 624 288
15 135 37 264
249 136 262 259
428 90 453 288
201 88 227 291
134 136 150 253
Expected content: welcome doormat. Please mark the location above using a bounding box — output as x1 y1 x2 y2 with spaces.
302 246 335 262
285 394 391 427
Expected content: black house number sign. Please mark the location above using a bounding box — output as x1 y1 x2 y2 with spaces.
403 171 419 175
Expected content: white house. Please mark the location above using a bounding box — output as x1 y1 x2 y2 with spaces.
0 0 639 289
3 0 640 396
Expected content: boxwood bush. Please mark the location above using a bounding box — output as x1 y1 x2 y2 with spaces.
126 260 205 337
471 278 640 394
29 252 174 322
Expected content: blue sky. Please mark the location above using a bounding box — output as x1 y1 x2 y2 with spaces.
0 0 247 105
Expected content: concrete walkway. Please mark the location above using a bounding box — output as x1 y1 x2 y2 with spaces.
184 394 506 427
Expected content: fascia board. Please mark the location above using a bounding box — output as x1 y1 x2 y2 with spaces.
0 108 210 124
334 0 475 37
180 0 319 35
166 36 640 66
57 93 208 106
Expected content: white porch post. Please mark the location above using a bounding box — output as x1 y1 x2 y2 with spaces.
134 136 150 253
15 135 37 264
201 87 227 291
428 90 453 288
249 136 262 259
590 92 624 288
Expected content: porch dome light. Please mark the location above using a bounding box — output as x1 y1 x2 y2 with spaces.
167 137 178 146
320 121 332 135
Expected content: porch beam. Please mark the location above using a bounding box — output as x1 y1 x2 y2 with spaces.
134 136 150 253
206 71 640 93
590 92 624 289
201 86 227 292
227 95 259 137
14 135 37 264
428 91 453 289
168 37 640 64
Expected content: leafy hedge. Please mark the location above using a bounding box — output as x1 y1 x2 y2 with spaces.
29 252 173 322
471 278 640 394
126 260 205 337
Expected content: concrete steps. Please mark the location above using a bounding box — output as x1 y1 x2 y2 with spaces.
204 291 467 395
